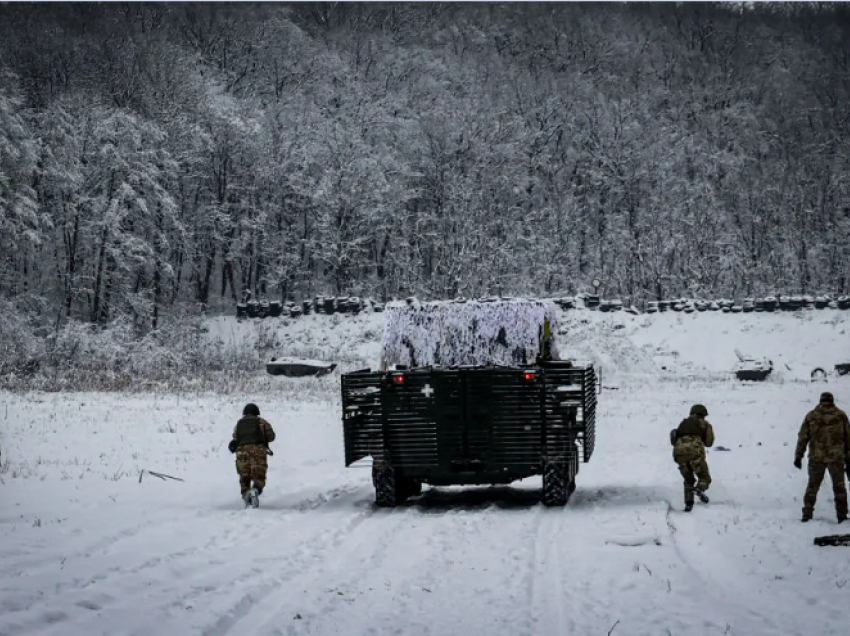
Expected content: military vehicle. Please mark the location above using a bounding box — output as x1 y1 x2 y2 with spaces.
340 299 597 506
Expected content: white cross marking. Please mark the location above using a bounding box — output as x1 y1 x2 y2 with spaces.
421 384 434 398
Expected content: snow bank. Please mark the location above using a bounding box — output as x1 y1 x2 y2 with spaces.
557 308 850 384
204 306 850 384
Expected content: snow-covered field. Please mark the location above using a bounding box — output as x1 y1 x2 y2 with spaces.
2 308 850 636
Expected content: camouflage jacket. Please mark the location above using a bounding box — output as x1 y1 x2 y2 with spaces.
232 416 276 449
795 404 850 465
673 416 715 462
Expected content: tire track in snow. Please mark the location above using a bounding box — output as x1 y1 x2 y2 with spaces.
4 484 376 636
195 496 389 636
663 501 790 635
527 506 572 636
233 488 543 636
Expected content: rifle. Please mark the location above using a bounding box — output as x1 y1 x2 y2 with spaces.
259 418 274 457
844 415 849 480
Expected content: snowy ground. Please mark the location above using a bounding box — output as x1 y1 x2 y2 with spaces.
2 309 850 636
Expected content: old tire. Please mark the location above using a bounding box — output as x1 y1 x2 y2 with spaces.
542 462 569 506
373 464 399 507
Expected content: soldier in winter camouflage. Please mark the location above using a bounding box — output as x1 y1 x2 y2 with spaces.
672 404 715 512
794 392 849 523
230 403 276 503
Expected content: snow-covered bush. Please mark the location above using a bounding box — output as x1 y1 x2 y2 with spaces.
0 298 45 376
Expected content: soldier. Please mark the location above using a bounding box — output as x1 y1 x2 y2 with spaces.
672 404 715 512
229 403 276 507
794 392 850 523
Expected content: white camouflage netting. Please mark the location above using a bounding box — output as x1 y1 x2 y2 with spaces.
381 299 560 368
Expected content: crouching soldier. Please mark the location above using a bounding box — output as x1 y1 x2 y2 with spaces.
229 403 275 507
794 392 849 523
672 404 715 512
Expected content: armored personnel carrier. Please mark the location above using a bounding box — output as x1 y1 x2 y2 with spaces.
341 299 597 506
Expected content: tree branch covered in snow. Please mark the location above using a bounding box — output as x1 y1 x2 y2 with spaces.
0 2 848 335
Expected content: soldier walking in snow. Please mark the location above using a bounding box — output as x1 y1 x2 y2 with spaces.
672 404 715 512
794 392 849 523
229 403 276 507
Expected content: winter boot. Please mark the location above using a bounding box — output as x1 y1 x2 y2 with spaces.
694 488 710 504
838 514 847 524
247 488 260 509
684 502 693 512
801 509 812 522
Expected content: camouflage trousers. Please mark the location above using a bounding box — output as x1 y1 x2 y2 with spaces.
803 461 847 519
236 445 269 497
676 457 711 505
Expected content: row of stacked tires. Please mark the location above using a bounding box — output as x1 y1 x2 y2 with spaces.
236 293 850 320
553 296 626 312
236 296 385 320
644 295 850 314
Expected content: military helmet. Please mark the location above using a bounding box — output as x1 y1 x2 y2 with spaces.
690 404 708 417
243 403 260 416
820 392 834 404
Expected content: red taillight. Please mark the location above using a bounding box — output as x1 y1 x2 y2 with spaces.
524 372 536 381
391 374 405 385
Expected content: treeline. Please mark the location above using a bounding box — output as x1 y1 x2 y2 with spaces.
1 2 849 333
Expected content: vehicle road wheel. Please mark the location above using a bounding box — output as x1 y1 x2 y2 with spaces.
542 462 569 506
373 464 399 507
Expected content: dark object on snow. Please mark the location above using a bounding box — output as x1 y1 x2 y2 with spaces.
736 368 771 381
556 297 575 310
735 358 773 381
342 362 597 508
585 294 600 309
139 469 185 483
236 303 248 320
324 297 336 315
246 300 259 318
811 367 827 381
838 296 850 310
814 534 850 547
228 439 238 453
835 364 850 376
302 300 312 315
269 301 282 318
714 446 731 451
266 358 337 377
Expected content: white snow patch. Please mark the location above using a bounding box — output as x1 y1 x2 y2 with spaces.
2 308 850 635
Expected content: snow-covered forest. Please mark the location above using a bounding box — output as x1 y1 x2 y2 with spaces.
1 2 849 383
